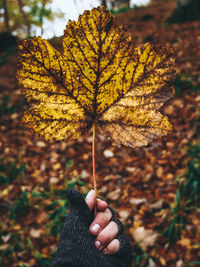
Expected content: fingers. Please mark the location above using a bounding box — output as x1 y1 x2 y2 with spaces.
90 208 112 235
85 190 108 211
94 221 119 251
96 198 108 211
85 190 120 255
85 190 96 210
103 239 120 254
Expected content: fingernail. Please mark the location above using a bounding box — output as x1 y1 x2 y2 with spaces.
86 190 95 201
95 240 101 249
92 224 100 233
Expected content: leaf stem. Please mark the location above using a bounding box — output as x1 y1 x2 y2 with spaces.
92 123 97 216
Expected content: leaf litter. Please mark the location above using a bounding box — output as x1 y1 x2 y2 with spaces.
0 0 200 266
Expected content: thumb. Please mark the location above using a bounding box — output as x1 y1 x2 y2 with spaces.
85 190 96 211
67 189 88 210
66 189 92 226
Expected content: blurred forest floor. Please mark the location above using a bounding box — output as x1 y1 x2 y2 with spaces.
0 0 200 266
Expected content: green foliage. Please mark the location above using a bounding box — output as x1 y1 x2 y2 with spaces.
0 46 17 66
0 0 63 38
0 160 26 184
26 0 62 35
175 74 199 97
0 32 18 66
30 0 52 24
0 233 24 266
187 262 200 266
0 32 17 53
163 143 200 243
0 95 26 116
45 177 86 236
0 166 86 266
181 143 200 206
110 5 139 15
144 34 154 43
34 250 57 267
45 195 70 236
141 14 154 21
9 191 30 220
132 243 149 267
167 0 200 23
163 189 185 242
14 238 57 267
132 4 140 11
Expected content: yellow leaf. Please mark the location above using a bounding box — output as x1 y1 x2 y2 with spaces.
0 187 9 198
17 6 175 147
177 238 191 247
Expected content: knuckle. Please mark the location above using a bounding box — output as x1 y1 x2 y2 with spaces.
97 212 109 224
104 208 112 220
111 218 123 234
96 232 108 244
110 221 119 233
96 199 108 211
97 211 110 225
90 211 111 234
97 221 118 244
106 239 120 254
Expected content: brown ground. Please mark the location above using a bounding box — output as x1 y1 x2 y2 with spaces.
0 0 199 266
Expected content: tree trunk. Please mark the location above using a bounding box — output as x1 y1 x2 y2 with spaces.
2 0 10 32
17 0 31 36
101 0 107 8
39 0 47 36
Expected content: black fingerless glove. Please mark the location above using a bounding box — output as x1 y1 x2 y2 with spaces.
52 189 132 267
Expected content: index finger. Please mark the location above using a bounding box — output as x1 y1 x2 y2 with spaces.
85 190 108 211
97 198 108 211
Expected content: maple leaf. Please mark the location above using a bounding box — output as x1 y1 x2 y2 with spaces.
17 6 175 148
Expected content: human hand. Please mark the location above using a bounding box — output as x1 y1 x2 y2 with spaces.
85 189 120 254
53 189 132 267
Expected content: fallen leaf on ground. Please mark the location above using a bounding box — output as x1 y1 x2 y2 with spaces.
131 226 159 249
